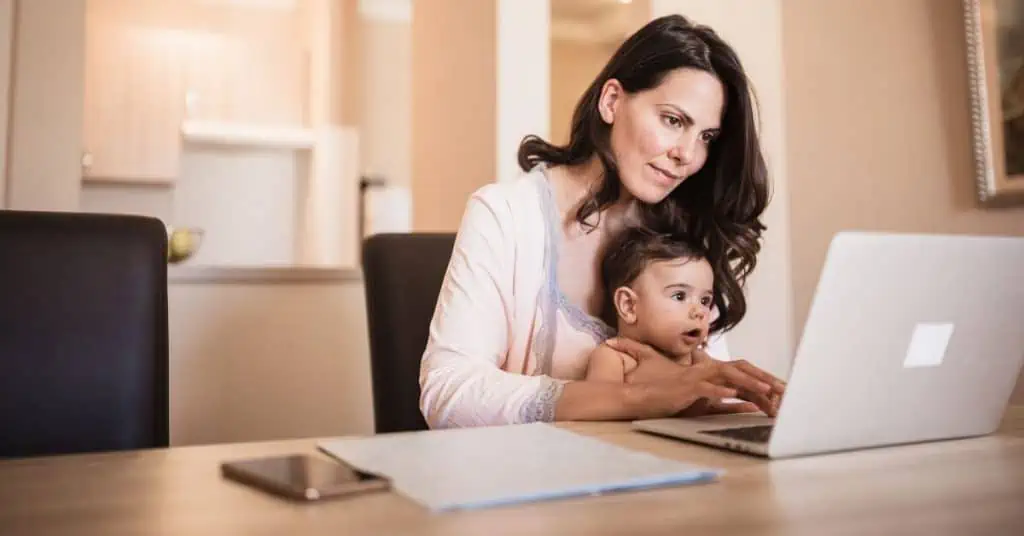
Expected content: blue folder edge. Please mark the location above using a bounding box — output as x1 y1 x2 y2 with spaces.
429 469 724 513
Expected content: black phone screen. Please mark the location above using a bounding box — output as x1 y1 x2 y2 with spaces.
224 454 383 497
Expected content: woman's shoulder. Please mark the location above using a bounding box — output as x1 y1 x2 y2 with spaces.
468 166 549 214
457 166 550 258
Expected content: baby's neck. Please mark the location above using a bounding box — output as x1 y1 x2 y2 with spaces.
670 349 695 364
615 322 694 363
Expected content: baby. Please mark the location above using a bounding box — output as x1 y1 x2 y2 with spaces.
586 227 718 382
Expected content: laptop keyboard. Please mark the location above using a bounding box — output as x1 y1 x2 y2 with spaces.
701 425 774 444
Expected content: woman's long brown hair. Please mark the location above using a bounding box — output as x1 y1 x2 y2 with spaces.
518 15 770 334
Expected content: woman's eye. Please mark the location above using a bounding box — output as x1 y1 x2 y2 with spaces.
662 114 682 128
700 131 718 144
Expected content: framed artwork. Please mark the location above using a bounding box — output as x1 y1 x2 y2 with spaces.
964 0 1024 206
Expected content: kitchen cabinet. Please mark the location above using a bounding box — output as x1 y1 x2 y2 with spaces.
82 19 186 184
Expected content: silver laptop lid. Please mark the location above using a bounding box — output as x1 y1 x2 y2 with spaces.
769 231 1024 458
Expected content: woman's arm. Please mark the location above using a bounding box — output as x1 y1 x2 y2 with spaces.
419 186 563 428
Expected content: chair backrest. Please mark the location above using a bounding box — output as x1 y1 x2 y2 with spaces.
361 233 455 433
0 210 169 457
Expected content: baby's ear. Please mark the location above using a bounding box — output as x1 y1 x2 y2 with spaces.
613 286 639 325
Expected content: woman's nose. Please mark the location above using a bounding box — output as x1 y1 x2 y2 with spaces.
669 135 697 166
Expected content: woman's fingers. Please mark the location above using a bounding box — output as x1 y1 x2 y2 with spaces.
706 400 761 415
690 363 778 416
696 381 737 400
730 359 787 394
605 337 658 362
737 390 778 417
693 352 786 397
718 364 772 395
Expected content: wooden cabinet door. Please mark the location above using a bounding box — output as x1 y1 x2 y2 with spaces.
82 21 185 183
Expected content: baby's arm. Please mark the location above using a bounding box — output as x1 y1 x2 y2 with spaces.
585 343 638 383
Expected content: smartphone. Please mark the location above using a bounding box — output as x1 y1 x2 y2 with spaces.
221 454 390 501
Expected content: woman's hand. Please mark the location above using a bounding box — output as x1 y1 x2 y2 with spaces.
689 347 786 416
606 337 786 418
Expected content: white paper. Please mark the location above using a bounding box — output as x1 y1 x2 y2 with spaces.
318 423 721 512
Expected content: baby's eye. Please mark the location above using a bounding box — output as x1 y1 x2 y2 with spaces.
671 291 687 301
700 296 713 307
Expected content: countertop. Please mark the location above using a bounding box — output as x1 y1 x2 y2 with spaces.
168 264 363 284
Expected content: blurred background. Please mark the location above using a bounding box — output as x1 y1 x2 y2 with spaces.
0 0 1020 446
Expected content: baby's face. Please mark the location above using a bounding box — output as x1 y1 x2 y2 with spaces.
621 257 715 358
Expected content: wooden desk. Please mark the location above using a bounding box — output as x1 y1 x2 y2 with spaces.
2 407 1023 536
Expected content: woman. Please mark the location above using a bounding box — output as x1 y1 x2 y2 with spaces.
419 14 785 428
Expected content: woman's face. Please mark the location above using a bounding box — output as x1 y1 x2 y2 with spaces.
598 67 726 204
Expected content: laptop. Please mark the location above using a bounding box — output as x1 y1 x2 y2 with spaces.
632 231 1024 459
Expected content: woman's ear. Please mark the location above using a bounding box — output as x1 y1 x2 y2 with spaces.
613 286 639 325
598 79 624 125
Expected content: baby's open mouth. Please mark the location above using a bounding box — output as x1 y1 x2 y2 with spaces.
683 328 702 338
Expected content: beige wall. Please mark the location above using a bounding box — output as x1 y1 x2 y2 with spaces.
168 279 373 445
495 0 549 184
653 0 793 378
412 0 549 231
0 0 12 208
782 0 1024 401
81 147 306 266
7 0 84 211
174 147 302 265
361 18 412 188
412 0 496 232
549 39 614 145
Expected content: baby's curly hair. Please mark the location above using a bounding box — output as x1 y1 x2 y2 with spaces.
601 227 727 332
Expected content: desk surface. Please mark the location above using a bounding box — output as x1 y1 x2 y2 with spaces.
2 407 1023 536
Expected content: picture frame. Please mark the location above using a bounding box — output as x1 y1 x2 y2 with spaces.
963 0 1024 206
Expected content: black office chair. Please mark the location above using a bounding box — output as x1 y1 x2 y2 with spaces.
0 210 170 457
361 233 455 434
